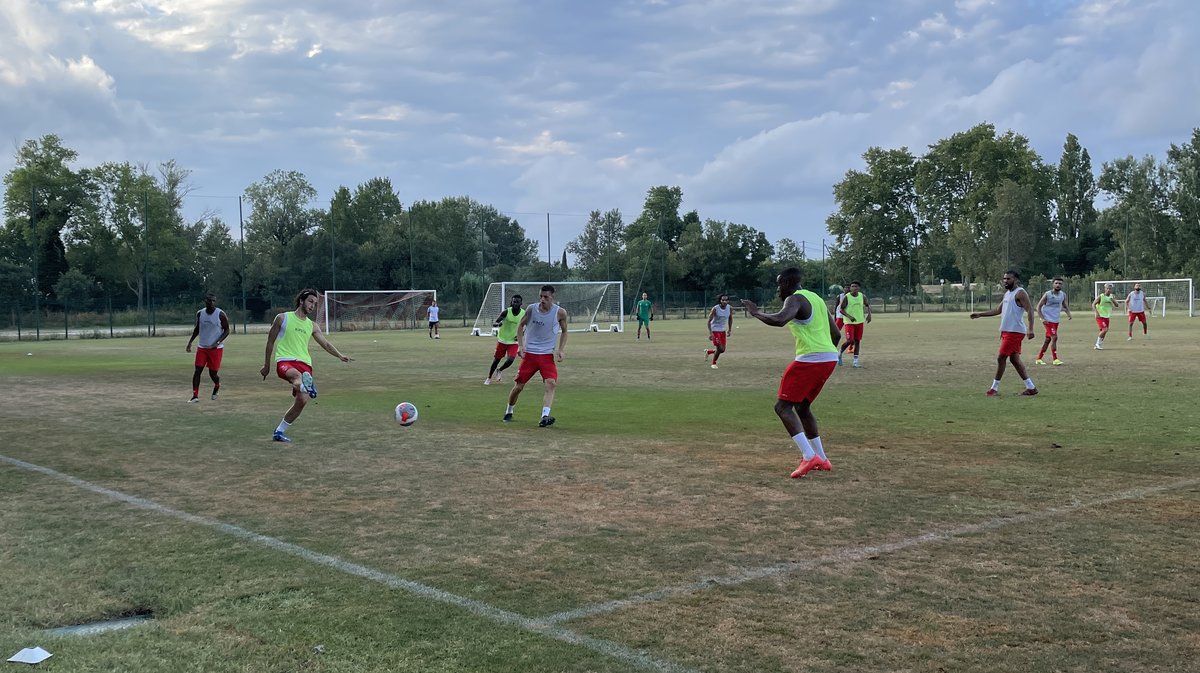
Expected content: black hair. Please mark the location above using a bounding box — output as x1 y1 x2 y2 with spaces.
540 285 555 294
294 288 319 307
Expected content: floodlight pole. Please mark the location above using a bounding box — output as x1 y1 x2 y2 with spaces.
30 182 40 340
238 196 247 334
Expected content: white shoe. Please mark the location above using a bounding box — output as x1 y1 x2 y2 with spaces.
483 377 491 385
434 334 440 339
1094 344 1103 350
711 364 718 369
1127 336 1132 341
493 372 502 382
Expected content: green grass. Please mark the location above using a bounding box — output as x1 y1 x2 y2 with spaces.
2 313 1198 672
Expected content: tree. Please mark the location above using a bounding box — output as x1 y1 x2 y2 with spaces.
626 186 686 250
826 147 918 289
983 180 1052 279
2 135 87 299
566 209 625 280
243 170 319 249
1098 155 1174 278
1165 128 1200 278
53 268 96 307
916 123 1051 287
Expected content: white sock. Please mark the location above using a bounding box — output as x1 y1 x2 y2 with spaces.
792 433 815 460
853 355 859 362
542 406 552 417
275 419 290 434
505 404 514 414
1024 378 1036 390
990 380 1000 391
811 436 828 461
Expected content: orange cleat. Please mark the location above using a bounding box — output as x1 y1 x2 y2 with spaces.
986 388 999 397
813 457 833 472
790 458 821 479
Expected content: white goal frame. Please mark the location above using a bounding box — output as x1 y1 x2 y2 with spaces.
471 281 624 336
319 290 438 333
1094 278 1193 317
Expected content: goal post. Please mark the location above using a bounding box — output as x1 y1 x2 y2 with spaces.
315 290 438 332
471 282 624 335
1093 279 1194 317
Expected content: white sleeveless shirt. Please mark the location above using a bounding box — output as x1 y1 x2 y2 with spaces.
197 308 226 349
1000 288 1027 333
1041 290 1066 323
710 304 731 332
524 303 561 354
1127 290 1146 313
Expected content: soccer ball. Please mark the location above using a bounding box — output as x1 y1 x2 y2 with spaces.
394 402 418 426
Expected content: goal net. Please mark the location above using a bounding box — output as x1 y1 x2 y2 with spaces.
315 290 438 332
471 282 624 335
1093 279 1194 317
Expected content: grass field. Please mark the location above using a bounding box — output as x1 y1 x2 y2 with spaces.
2 312 1198 672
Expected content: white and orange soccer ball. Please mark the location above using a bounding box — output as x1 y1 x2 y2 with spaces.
394 402 418 426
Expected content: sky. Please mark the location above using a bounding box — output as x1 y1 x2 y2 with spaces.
2 0 1199 262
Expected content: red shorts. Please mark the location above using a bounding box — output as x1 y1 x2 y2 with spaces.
1095 317 1110 330
494 342 519 359
1128 311 1146 324
1043 322 1058 337
276 360 313 381
844 323 864 341
778 360 837 403
711 331 727 348
999 331 1025 357
515 353 557 384
834 317 844 331
195 346 223 370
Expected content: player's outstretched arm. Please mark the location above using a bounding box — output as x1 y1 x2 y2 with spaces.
312 324 352 362
970 305 1002 319
742 295 804 327
261 314 284 378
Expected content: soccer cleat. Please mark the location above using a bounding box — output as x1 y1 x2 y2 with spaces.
483 377 491 385
300 371 317 398
1035 359 1046 365
711 363 719 369
1094 344 1103 350
790 458 821 479
434 334 440 339
852 361 861 368
493 372 502 383
1053 359 1064 366
703 349 712 363
986 388 999 397
502 412 513 423
211 393 219 401
272 431 292 443
813 457 833 472
1020 388 1039 396
1127 336 1132 341
538 415 556 427
188 396 200 403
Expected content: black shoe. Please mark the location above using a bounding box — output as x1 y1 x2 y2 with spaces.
538 415 555 427
503 412 513 423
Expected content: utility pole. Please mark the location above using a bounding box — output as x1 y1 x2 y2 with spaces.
238 196 247 334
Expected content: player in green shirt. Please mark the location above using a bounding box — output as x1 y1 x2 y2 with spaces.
485 294 525 384
633 291 653 340
1092 283 1117 350
259 289 353 442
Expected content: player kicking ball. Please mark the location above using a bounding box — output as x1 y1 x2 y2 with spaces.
260 289 353 442
503 285 567 427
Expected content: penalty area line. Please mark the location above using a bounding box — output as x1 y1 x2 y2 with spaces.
543 477 1200 624
0 454 699 673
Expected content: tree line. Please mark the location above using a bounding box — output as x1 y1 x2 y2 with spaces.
825 123 1200 292
3 125 1198 317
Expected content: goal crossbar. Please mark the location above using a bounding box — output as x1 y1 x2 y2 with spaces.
471 281 624 335
318 290 439 333
1093 278 1193 317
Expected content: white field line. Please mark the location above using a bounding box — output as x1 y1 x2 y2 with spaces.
543 478 1200 624
0 454 699 673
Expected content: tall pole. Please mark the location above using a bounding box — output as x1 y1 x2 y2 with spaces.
238 196 247 334
331 210 337 291
659 219 666 320
31 182 40 340
546 213 551 266
143 189 151 336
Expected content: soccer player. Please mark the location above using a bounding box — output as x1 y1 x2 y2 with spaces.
741 267 841 479
185 292 230 402
1034 277 1072 365
837 281 872 367
504 285 567 427
259 289 353 443
833 288 846 332
633 291 652 340
485 294 525 385
1092 283 1117 350
704 294 733 369
428 300 441 339
1125 282 1150 340
970 270 1038 396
